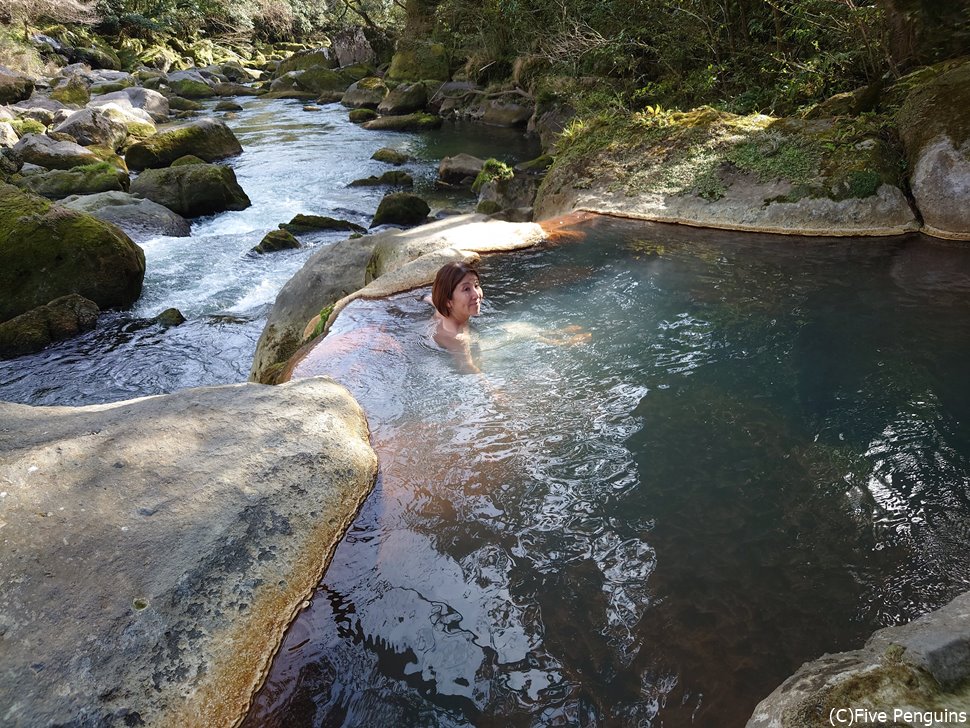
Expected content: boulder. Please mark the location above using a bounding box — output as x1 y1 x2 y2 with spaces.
387 39 449 82
0 378 377 727
438 153 486 185
0 122 17 148
10 133 100 170
348 170 413 187
362 112 442 132
125 118 243 170
478 170 539 216
0 184 145 321
279 214 366 234
215 100 243 112
12 163 129 200
370 191 430 228
267 72 315 99
151 307 186 327
371 147 409 165
53 108 128 149
60 190 191 240
377 82 428 115
0 66 34 104
897 60 970 240
74 44 121 71
475 98 533 127
294 67 357 96
748 590 970 727
0 294 99 359
50 75 91 106
331 27 376 67
88 87 170 123
212 82 259 96
275 47 338 76
129 163 250 218
165 95 203 112
341 77 387 109
94 104 157 142
349 108 377 124
252 228 300 254
535 108 919 237
165 70 215 98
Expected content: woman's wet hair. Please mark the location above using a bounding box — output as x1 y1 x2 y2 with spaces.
432 261 480 316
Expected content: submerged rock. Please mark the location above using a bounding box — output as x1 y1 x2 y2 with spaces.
152 307 186 327
130 162 250 218
748 590 970 727
60 190 191 240
348 170 413 187
0 378 377 727
371 147 409 165
0 294 99 359
362 112 442 132
0 184 144 321
280 214 366 234
125 117 243 170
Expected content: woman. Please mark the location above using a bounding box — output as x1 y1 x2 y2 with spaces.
430 261 484 373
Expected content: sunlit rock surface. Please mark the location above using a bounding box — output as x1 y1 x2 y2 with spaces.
0 379 377 727
748 590 970 728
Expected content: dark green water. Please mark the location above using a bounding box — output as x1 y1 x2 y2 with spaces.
246 215 970 726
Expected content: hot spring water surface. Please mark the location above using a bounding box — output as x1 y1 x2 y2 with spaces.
245 216 970 727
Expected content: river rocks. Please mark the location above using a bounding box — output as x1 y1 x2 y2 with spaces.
535 108 919 237
50 75 91 106
125 117 243 170
215 100 243 112
60 190 191 240
0 378 377 727
0 184 145 321
748 590 970 728
0 294 99 359
897 60 970 240
252 228 300 254
276 47 338 75
88 87 170 123
10 133 101 170
280 214 366 234
377 82 428 115
362 112 442 132
53 108 128 149
349 108 377 123
12 163 129 199
371 191 430 228
331 27 376 67
371 147 409 165
152 307 186 327
0 122 18 147
165 70 216 98
478 169 540 218
473 98 534 127
348 170 413 187
129 162 251 217
387 39 449 82
267 72 315 99
438 153 486 185
0 66 34 104
341 77 387 109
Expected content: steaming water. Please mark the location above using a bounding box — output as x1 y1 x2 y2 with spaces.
0 98 538 405
245 216 970 726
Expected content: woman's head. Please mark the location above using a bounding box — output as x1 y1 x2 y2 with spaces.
432 261 482 319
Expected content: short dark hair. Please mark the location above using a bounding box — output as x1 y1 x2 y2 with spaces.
432 261 480 316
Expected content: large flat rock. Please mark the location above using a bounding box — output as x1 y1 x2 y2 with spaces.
0 379 377 727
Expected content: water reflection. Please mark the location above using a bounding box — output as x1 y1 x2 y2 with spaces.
247 218 970 726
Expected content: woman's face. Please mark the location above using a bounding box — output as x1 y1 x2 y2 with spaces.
448 272 483 321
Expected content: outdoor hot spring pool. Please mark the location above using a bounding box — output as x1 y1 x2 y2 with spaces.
245 214 970 727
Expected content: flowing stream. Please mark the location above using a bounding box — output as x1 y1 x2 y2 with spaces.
3 97 970 727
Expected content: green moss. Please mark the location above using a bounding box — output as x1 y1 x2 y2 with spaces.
476 199 503 215
167 79 214 99
9 118 45 136
387 40 449 82
50 78 90 106
358 76 385 91
896 59 970 165
309 303 335 341
13 163 128 200
472 158 514 193
349 108 378 124
280 214 365 234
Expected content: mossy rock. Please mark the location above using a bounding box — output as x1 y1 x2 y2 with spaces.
475 199 503 215
11 134 101 170
342 77 388 110
0 294 99 359
215 100 244 112
125 118 243 170
275 48 337 76
252 229 300 254
371 147 409 165
370 192 430 228
152 307 186 328
129 163 250 218
75 45 122 71
12 163 129 200
295 67 355 95
349 108 378 124
0 184 145 321
279 214 366 234
171 154 205 166
361 113 442 132
50 77 90 107
348 170 413 187
89 82 131 96
9 119 46 136
516 154 554 173
166 96 203 112
377 82 428 115
0 67 35 105
387 40 449 82
167 78 215 99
